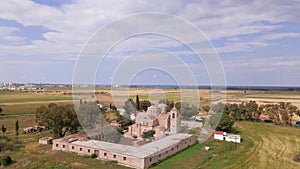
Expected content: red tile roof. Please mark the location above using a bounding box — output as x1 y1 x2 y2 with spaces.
214 131 223 135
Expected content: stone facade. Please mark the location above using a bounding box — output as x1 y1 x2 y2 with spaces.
52 133 197 169
125 104 181 140
39 137 53 145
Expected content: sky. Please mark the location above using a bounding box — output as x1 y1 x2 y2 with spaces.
0 0 300 86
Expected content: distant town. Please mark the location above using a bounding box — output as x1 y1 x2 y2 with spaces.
0 82 72 91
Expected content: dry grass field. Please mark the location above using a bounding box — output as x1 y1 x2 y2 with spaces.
0 88 300 169
0 91 72 104
228 122 300 169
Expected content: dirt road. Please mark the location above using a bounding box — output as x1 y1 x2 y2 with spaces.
0 100 74 106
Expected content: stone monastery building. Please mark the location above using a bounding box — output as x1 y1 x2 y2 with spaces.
52 133 197 169
125 104 181 139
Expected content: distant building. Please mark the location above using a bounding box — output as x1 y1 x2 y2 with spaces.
23 125 48 134
213 131 241 143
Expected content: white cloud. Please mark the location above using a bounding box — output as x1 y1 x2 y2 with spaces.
0 0 299 59
0 0 300 84
259 33 300 41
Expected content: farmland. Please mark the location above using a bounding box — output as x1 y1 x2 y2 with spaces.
0 91 72 104
151 122 300 169
0 88 300 168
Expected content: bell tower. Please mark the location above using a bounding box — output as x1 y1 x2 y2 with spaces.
170 107 180 134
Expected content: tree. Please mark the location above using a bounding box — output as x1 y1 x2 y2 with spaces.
278 102 298 125
0 156 12 167
76 101 103 129
253 105 262 121
175 102 181 110
140 100 151 111
36 103 81 138
15 120 19 136
208 113 222 129
209 113 234 132
123 98 136 118
227 103 242 121
1 125 6 136
296 110 300 117
244 100 258 121
180 102 198 120
201 105 210 112
159 99 174 111
211 102 225 114
136 95 140 111
142 130 155 140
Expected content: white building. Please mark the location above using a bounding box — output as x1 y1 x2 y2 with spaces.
224 133 241 143
214 131 225 141
213 131 241 143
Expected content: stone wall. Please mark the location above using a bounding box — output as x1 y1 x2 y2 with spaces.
143 135 197 168
52 134 197 169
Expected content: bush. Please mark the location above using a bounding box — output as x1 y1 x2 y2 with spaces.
142 130 155 140
293 154 300 162
264 119 273 123
91 154 97 158
0 156 12 166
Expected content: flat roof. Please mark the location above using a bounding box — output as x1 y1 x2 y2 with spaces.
71 133 194 158
226 134 241 138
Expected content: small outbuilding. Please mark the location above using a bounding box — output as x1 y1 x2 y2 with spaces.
202 146 210 151
224 133 241 143
214 131 225 141
39 137 53 145
214 131 241 143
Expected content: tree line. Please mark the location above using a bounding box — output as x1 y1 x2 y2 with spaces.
209 101 300 126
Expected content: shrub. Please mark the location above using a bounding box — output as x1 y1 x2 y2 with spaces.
0 156 12 166
264 119 273 123
142 130 155 140
91 154 97 158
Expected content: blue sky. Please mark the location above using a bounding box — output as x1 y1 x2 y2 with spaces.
0 0 300 86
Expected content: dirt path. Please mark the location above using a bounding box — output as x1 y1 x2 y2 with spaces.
0 100 74 106
227 122 300 169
